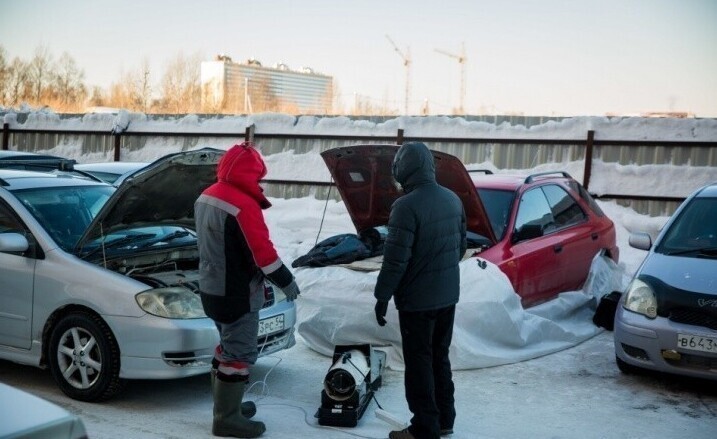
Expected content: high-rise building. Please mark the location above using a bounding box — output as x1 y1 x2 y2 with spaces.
201 54 333 114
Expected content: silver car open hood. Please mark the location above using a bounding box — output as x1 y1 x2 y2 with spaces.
75 147 224 250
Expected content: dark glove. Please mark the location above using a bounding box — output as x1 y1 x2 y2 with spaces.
282 279 300 302
375 300 388 326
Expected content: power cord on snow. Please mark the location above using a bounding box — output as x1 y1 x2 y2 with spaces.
244 345 391 439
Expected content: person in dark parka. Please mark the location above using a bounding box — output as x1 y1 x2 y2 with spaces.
374 142 467 439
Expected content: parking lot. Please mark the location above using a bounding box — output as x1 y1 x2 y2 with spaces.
1 330 715 439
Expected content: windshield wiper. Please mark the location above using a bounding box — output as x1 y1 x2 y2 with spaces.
665 247 717 257
137 230 192 248
80 233 156 259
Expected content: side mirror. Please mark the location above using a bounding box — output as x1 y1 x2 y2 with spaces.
0 233 30 253
512 224 543 243
628 232 652 251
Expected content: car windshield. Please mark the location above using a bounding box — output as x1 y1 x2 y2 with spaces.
657 197 717 258
477 188 515 240
13 185 115 252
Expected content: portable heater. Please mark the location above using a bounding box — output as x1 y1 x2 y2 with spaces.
316 344 386 427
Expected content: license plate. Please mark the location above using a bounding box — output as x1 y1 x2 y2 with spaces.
258 315 284 337
677 333 717 354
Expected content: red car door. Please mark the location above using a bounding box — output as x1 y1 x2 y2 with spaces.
541 184 601 292
508 187 565 306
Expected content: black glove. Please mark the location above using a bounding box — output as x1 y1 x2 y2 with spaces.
375 300 388 326
282 279 300 302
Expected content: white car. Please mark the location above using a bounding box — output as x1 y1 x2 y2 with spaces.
74 161 149 185
0 148 296 401
0 382 88 438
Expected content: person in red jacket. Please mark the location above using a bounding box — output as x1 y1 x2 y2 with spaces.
194 141 300 438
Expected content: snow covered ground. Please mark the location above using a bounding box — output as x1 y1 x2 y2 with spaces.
1 197 716 439
1 112 715 437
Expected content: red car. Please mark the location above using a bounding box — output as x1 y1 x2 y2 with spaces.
321 144 619 307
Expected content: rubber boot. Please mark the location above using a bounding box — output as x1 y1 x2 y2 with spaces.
211 369 257 418
212 379 266 438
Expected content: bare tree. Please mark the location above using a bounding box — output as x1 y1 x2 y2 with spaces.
4 57 31 106
105 60 152 112
107 71 135 110
158 52 202 113
88 86 106 107
136 58 153 113
28 46 54 103
0 46 7 105
53 52 86 110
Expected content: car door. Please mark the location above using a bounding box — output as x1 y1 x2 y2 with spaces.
542 184 597 292
0 200 36 349
509 187 564 305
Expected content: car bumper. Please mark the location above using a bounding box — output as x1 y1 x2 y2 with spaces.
258 300 297 356
106 301 298 380
106 314 218 379
614 306 717 381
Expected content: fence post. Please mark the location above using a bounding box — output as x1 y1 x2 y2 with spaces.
397 129 404 145
245 124 255 142
113 132 121 162
583 130 595 191
2 123 9 150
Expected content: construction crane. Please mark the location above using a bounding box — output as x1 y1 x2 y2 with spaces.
385 34 411 115
434 42 467 115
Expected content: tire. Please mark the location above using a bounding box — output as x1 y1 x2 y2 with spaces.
48 312 123 402
615 355 642 375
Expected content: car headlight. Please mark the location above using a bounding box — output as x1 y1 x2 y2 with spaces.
269 283 287 303
136 287 207 319
623 278 658 318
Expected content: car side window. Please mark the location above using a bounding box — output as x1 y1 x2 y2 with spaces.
0 200 36 257
542 184 586 229
513 188 554 242
0 201 24 234
566 180 606 217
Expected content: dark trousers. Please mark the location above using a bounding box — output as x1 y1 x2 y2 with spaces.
398 305 456 439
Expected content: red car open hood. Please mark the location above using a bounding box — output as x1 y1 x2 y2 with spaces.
321 144 496 243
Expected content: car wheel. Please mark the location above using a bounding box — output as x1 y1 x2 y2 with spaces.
615 355 642 375
48 312 123 402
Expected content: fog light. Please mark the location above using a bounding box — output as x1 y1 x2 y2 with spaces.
622 343 649 361
661 350 681 361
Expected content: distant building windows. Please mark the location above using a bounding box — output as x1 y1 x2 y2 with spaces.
201 55 333 114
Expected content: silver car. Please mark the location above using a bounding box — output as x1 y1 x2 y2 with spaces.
0 148 296 401
614 182 717 381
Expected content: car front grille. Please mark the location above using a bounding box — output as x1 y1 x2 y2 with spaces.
163 351 213 367
258 328 294 357
669 308 717 330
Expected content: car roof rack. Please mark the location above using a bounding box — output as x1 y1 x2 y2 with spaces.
467 169 494 175
524 171 572 184
0 159 77 172
52 168 105 183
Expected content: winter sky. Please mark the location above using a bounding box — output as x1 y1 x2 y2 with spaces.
1 0 716 116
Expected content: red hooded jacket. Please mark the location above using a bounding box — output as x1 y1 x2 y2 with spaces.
194 142 294 323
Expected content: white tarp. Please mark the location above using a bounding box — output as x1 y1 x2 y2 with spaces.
296 254 624 371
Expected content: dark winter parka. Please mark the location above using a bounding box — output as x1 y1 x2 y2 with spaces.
194 142 294 324
374 142 467 312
